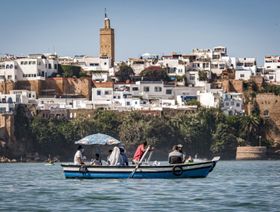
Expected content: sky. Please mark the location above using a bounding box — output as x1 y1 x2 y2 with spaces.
0 0 280 65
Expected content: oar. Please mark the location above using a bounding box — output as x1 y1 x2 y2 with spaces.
129 145 151 178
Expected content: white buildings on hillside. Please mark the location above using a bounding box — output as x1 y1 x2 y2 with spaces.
235 58 257 80
263 56 280 83
75 56 114 82
0 90 37 113
0 54 58 82
221 93 244 115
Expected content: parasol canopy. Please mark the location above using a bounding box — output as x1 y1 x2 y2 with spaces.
75 133 121 145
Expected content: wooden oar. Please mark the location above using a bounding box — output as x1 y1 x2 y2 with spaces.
129 145 151 178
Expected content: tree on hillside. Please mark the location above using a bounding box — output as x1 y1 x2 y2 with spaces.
115 63 135 82
140 66 170 81
58 65 82 78
211 122 238 158
240 115 260 145
198 70 208 81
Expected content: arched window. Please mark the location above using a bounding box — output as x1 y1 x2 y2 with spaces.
6 64 9 69
10 65 13 69
263 110 269 117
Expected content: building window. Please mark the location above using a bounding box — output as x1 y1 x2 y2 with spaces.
236 103 240 107
190 75 195 80
154 87 162 92
48 64 52 69
132 87 139 91
226 102 229 106
126 102 130 106
240 74 245 78
105 90 111 95
97 90 101 95
143 86 149 92
54 64 58 69
166 89 172 95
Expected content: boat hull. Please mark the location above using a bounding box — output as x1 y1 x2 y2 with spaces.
61 160 218 179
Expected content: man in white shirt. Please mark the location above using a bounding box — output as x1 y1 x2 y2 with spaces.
74 145 85 165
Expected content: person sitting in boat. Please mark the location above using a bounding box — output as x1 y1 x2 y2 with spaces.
119 146 128 166
168 145 184 164
108 146 121 166
91 153 102 166
107 149 113 165
74 145 85 165
177 144 186 162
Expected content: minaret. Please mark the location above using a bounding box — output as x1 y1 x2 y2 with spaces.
100 9 115 65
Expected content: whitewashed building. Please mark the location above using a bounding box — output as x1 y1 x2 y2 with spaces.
0 54 59 82
221 93 244 115
234 58 257 80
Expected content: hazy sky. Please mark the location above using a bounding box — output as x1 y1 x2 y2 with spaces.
0 0 279 64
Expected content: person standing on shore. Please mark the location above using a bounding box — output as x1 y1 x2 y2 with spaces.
74 145 85 165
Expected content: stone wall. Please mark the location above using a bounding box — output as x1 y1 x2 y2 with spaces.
0 78 92 99
256 93 280 145
0 114 15 143
42 77 92 99
0 81 15 94
236 146 267 160
15 80 42 96
221 79 243 93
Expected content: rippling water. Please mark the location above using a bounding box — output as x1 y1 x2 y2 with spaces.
0 161 280 211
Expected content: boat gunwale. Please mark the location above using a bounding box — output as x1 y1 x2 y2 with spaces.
61 160 215 169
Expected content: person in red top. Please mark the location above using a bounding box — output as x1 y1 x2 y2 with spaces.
132 141 148 164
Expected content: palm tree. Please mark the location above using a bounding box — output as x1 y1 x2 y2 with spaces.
240 115 260 145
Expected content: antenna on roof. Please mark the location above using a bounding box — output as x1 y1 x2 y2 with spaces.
105 8 107 18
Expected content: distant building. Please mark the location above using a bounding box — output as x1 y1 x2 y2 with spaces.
235 58 257 80
221 93 244 115
100 11 115 64
0 54 58 82
264 56 280 83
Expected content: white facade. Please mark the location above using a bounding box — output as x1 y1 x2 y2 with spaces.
80 56 111 71
198 89 222 108
37 97 89 110
235 69 252 80
236 58 257 73
77 56 112 82
92 87 113 108
221 93 244 115
0 54 58 82
264 56 280 70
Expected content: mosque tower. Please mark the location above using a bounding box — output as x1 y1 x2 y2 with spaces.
99 9 115 65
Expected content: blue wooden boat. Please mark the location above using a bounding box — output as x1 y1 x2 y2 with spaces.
61 157 220 179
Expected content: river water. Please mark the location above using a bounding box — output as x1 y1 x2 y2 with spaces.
0 161 279 211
